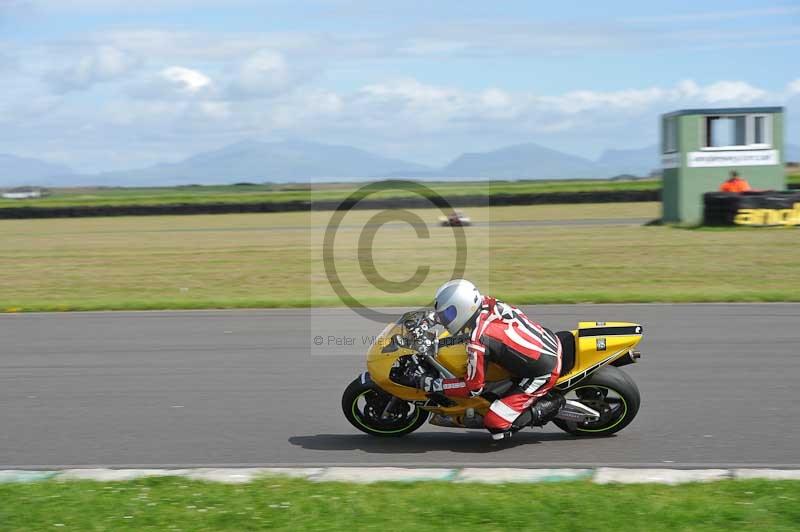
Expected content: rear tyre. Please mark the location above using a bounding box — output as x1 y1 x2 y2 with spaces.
342 377 429 437
554 366 640 437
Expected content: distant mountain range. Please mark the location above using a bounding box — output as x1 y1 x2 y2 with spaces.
437 143 601 180
595 145 662 177
94 140 432 186
0 153 74 187
1 140 798 187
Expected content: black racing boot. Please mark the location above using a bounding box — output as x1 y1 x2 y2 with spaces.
529 394 566 426
490 430 513 442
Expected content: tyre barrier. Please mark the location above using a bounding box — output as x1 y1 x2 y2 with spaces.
703 191 800 226
0 189 660 219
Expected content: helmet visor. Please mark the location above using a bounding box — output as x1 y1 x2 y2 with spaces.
435 305 458 327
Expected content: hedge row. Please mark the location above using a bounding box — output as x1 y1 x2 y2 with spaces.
0 190 660 219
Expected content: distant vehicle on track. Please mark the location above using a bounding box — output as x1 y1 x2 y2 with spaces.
1 186 47 199
439 210 471 226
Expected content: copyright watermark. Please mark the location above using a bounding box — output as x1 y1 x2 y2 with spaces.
312 335 393 347
321 180 469 324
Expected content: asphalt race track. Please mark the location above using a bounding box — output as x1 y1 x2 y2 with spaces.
2 304 798 468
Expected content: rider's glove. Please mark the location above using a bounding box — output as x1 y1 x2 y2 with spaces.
391 355 425 388
409 356 442 392
418 375 443 393
391 355 441 392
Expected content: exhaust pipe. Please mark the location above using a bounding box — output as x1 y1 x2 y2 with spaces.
611 350 641 368
429 411 485 430
554 400 601 423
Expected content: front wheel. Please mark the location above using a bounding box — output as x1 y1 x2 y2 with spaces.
342 377 429 437
553 366 640 437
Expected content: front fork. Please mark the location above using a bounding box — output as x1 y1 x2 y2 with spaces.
380 397 402 420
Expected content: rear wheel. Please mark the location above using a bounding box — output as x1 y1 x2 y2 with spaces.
554 366 640 437
342 377 429 437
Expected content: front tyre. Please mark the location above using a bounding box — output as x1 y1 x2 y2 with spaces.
554 366 640 437
342 377 429 437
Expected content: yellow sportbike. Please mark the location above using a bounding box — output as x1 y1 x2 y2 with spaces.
342 310 642 437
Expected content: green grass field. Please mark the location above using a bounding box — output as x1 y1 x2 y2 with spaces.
1 202 798 312
1 477 798 531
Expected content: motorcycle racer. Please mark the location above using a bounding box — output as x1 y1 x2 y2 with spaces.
407 279 564 440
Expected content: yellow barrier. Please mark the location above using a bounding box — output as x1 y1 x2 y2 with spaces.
734 203 800 226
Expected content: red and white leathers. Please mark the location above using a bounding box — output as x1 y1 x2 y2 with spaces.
437 296 562 434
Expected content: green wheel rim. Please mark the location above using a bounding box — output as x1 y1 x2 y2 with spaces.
570 385 629 433
351 391 421 434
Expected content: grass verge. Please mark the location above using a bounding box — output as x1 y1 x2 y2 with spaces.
2 203 799 312
1 477 799 531
2 290 798 314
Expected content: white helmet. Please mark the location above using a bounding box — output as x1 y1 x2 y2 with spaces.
434 279 482 334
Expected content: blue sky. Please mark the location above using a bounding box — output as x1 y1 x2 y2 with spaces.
1 0 798 172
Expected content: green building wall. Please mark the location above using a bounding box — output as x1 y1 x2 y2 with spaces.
661 107 785 224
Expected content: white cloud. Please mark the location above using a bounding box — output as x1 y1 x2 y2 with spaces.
305 78 771 135
675 79 701 98
44 45 137 93
359 79 461 106
481 88 511 108
92 29 322 61
354 79 474 131
316 77 784 148
258 89 343 129
3 3 797 172
350 78 773 128
126 65 215 100
2 69 795 173
161 66 212 93
542 87 667 114
228 50 302 98
532 79 770 115
700 81 767 104
478 89 520 120
533 80 773 116
303 90 343 115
